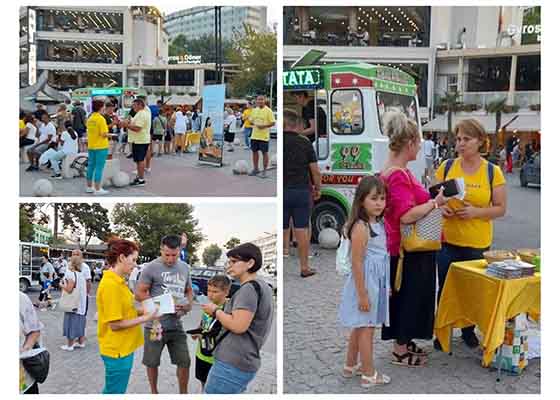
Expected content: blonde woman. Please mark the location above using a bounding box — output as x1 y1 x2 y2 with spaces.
60 257 88 351
379 111 447 366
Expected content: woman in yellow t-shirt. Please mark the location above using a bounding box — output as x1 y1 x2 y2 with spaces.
86 100 110 195
434 119 507 350
97 238 159 394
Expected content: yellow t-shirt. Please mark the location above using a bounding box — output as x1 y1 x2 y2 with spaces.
435 158 506 249
242 108 253 128
249 106 275 142
86 112 109 150
19 119 25 130
129 108 152 144
96 270 143 358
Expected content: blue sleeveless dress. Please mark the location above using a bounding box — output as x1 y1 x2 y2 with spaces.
338 221 391 328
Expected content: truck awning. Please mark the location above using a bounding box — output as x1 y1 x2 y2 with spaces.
422 112 540 133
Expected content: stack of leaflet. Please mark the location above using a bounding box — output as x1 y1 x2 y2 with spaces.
487 260 536 279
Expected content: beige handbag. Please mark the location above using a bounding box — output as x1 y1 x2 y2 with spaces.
58 272 80 312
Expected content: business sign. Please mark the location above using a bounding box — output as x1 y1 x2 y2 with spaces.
374 67 415 86
92 88 123 96
507 24 541 43
168 54 202 65
283 69 322 90
321 174 364 185
199 84 226 167
331 143 372 171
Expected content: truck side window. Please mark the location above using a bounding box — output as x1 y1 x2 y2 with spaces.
331 90 364 135
377 91 419 136
316 93 329 160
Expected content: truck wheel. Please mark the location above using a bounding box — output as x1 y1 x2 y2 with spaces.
19 278 30 293
520 170 528 187
311 200 347 243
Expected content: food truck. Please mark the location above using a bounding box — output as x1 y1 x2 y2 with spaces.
284 50 424 240
19 242 49 292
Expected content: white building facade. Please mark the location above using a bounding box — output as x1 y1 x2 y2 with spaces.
251 232 277 276
165 6 267 42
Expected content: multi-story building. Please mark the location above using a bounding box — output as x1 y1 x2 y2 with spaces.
283 5 541 135
425 6 540 143
251 231 277 276
164 6 267 42
20 6 243 107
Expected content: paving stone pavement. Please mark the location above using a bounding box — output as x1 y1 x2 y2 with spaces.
26 284 276 394
19 139 277 197
283 250 540 394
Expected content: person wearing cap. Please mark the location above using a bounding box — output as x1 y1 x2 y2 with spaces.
121 98 151 187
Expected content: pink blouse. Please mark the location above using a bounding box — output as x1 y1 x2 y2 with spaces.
382 168 431 256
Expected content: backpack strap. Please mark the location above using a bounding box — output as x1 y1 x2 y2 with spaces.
443 158 455 181
487 160 495 205
213 280 263 350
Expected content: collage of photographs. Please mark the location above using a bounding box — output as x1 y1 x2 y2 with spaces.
16 2 543 397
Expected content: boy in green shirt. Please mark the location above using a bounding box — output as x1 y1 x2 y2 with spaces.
190 275 231 389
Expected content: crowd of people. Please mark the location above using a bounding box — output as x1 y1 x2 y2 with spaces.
19 95 276 193
283 107 508 387
19 237 274 395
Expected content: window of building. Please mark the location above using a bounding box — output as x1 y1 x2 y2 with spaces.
447 75 458 93
331 89 364 135
516 55 540 91
144 70 166 86
467 57 512 92
47 70 122 91
37 40 123 64
285 6 430 48
36 9 124 34
170 70 195 86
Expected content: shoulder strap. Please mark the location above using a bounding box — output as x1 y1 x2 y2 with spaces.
487 160 495 204
213 280 263 350
443 158 455 180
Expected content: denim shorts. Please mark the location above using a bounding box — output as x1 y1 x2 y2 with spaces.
203 359 257 394
251 139 269 153
283 187 311 229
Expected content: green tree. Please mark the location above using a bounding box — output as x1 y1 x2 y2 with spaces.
227 24 277 99
202 244 222 267
59 204 111 251
437 91 462 153
169 34 234 64
19 206 34 242
224 237 241 250
112 203 204 261
485 97 508 155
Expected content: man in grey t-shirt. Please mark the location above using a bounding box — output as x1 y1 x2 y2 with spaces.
135 235 193 394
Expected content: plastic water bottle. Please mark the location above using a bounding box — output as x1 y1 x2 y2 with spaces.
197 294 210 305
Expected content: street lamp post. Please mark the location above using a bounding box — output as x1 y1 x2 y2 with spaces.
214 6 223 84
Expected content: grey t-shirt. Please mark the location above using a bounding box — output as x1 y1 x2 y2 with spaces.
214 279 274 372
139 257 192 331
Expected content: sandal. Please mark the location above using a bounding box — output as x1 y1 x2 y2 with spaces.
391 351 426 368
300 269 317 278
342 363 362 378
407 341 430 356
361 370 391 388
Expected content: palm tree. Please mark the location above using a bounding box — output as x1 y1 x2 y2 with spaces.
438 91 462 153
485 97 508 155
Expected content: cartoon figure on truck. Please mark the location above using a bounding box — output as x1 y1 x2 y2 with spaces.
283 50 425 241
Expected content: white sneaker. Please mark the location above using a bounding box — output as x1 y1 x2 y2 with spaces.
145 168 151 173
60 345 74 351
74 343 86 349
85 187 94 193
94 188 109 196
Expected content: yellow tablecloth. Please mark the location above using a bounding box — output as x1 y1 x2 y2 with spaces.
434 260 540 366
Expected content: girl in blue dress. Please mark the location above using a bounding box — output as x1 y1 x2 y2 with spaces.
338 175 391 388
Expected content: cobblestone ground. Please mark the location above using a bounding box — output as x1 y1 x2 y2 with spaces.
26 283 276 394
19 139 277 197
284 174 541 394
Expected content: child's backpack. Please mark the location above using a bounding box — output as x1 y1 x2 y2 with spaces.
336 234 352 276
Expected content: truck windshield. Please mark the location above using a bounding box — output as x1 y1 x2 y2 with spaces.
376 91 418 136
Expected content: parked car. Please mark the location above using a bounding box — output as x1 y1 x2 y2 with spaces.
190 268 241 298
520 152 540 187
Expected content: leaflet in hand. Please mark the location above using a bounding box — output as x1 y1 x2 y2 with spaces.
142 293 175 316
429 177 465 200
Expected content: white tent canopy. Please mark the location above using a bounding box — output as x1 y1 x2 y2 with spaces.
422 112 540 133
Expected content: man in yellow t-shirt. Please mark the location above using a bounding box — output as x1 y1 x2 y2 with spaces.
248 95 275 178
121 98 151 186
241 102 253 149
